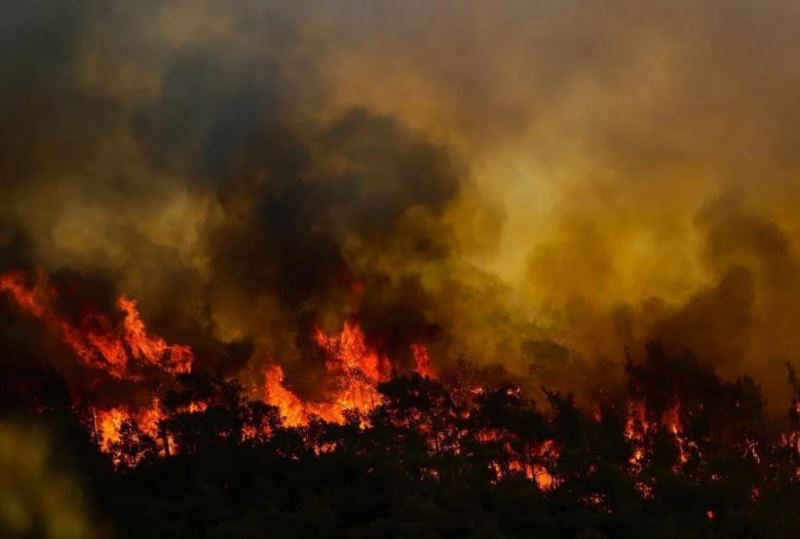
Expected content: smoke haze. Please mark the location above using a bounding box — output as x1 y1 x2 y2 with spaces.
3 0 800 408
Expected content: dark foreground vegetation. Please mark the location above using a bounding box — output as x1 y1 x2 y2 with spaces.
5 343 800 539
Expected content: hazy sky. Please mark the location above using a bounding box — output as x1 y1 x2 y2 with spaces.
3 0 800 406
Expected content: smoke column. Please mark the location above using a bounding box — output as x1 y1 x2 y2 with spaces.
2 0 800 410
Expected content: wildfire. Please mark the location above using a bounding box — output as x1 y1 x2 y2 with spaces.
11 265 788 517
117 297 193 375
5 268 565 494
313 321 387 381
663 403 691 466
95 408 129 450
508 440 559 491
264 364 321 426
2 269 447 456
0 270 193 379
93 400 165 465
411 343 436 379
624 399 693 471
624 401 649 466
265 322 434 426
313 321 388 414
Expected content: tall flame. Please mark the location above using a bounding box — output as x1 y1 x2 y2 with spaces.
264 322 434 426
0 270 193 379
624 399 694 470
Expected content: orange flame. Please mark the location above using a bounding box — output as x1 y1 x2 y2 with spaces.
624 399 694 471
412 343 436 378
264 364 320 426
4 270 453 462
0 271 193 379
265 322 436 426
95 401 163 453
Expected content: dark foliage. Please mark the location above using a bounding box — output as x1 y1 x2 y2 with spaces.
6 344 800 538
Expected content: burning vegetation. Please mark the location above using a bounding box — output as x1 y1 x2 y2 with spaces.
4 270 800 537
6 1 800 537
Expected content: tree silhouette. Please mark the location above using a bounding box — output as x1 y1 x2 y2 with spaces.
9 345 800 537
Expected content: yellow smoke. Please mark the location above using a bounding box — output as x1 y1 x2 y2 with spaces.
3 0 800 408
0 421 104 539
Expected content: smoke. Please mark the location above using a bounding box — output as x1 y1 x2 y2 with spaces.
0 420 105 539
2 0 800 408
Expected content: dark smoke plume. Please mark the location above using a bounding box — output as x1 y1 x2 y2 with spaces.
3 0 800 409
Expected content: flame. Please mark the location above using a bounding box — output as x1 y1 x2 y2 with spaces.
412 343 436 378
534 439 559 491
94 401 163 454
2 270 192 460
624 399 693 470
313 321 387 381
624 401 649 466
314 321 387 415
0 270 193 379
494 453 558 491
93 398 214 464
264 364 319 426
264 323 436 426
6 270 583 489
2 268 708 496
479 425 559 490
663 403 691 466
95 408 128 451
3 270 449 457
117 297 193 375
